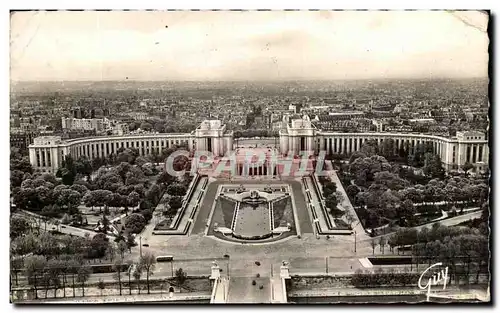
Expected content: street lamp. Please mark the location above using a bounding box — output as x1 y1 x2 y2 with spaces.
352 221 361 254
139 236 142 257
354 230 357 253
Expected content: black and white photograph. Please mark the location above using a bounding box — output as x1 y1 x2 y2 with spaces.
8 9 491 304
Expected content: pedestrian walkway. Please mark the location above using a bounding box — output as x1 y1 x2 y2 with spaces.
226 277 271 303
324 164 367 238
18 291 211 304
270 277 287 303
210 277 229 303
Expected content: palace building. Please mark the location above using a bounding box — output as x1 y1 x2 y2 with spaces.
29 117 489 174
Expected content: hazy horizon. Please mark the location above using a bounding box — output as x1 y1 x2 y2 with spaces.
11 76 489 83
10 10 489 82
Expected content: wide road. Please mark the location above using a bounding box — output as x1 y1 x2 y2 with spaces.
15 210 115 241
361 210 482 242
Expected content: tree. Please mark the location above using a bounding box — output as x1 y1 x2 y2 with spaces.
77 266 91 297
75 157 93 180
46 259 64 298
379 139 396 160
126 232 136 252
462 162 474 177
41 204 61 219
373 171 409 191
398 199 416 226
379 236 387 254
112 241 126 260
346 185 360 201
133 264 143 294
370 238 378 255
175 268 187 285
12 231 38 256
91 190 114 212
11 149 33 174
154 121 166 133
138 252 156 294
24 255 47 299
56 189 82 211
99 211 110 234
168 196 183 215
157 171 175 187
125 213 147 234
325 194 338 212
360 140 379 157
145 184 162 204
10 215 31 239
345 211 356 227
423 154 445 179
106 244 116 262
127 191 140 209
322 181 337 198
88 233 110 259
126 261 134 295
56 155 77 185
10 170 25 188
10 256 23 286
349 151 367 164
98 279 105 296
82 191 96 211
113 258 124 295
139 122 153 131
166 183 188 197
37 232 60 256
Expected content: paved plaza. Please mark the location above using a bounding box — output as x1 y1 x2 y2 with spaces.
135 176 372 278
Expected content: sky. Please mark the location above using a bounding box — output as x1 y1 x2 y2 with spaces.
10 10 489 81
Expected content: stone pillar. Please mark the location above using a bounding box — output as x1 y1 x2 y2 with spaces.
188 138 194 151
210 261 221 280
29 147 36 168
214 137 220 157
50 147 57 171
280 261 290 279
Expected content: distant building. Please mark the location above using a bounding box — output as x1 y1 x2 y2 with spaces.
326 111 365 120
408 118 437 125
61 117 104 132
372 120 384 132
28 118 489 175
10 132 28 150
128 112 148 121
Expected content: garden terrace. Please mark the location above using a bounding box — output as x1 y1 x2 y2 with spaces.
152 176 208 235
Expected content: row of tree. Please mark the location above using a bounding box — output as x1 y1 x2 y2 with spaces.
351 269 421 288
14 249 188 299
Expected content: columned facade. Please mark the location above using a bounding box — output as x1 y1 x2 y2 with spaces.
29 118 489 174
29 120 233 173
279 116 489 173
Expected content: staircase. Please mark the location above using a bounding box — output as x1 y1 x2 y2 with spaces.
210 276 230 303
209 261 291 304
230 202 240 231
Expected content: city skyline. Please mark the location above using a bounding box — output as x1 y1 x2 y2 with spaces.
11 10 489 82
